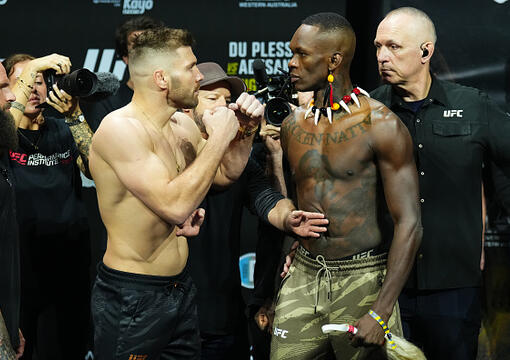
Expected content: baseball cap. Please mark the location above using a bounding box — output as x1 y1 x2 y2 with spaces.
197 62 246 100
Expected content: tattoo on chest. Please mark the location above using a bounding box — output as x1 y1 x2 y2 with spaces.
284 115 372 146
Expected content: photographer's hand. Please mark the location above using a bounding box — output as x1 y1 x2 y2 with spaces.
9 53 71 128
46 84 78 116
29 53 71 75
46 83 94 178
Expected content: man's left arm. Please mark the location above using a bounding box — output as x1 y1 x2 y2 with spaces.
213 93 264 187
354 107 422 346
245 158 328 237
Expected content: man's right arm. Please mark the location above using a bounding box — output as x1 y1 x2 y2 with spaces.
93 112 237 225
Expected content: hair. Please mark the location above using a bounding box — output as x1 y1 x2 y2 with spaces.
302 12 354 37
115 16 165 58
386 7 437 44
2 53 35 78
129 27 195 63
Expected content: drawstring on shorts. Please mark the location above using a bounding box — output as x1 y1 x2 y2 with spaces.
314 255 338 314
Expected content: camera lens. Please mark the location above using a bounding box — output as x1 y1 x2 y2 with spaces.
265 97 291 126
57 69 98 97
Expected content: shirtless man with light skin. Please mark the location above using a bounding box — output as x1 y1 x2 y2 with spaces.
89 28 326 358
270 13 422 360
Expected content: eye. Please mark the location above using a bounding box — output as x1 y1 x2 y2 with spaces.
390 44 400 50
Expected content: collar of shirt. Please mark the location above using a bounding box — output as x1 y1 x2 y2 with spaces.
387 74 449 111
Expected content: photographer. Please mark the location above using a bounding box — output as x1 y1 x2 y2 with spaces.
4 53 92 360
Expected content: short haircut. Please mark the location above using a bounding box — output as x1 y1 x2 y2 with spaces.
2 54 35 78
129 27 195 62
386 7 437 43
302 12 354 35
115 16 165 58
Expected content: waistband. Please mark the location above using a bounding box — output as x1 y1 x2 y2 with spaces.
294 245 387 275
97 261 190 290
297 244 385 262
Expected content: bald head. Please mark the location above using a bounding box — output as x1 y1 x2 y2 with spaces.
374 7 435 92
383 7 436 46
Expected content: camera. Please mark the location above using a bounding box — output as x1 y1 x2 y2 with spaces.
43 68 98 98
252 59 297 126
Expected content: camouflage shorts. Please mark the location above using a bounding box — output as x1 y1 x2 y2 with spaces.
270 248 402 360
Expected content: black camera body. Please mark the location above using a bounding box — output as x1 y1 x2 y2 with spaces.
252 59 296 126
44 68 98 98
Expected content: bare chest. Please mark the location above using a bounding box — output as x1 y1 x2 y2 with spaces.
284 112 374 181
151 127 197 175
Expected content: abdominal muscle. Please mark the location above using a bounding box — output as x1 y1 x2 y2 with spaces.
297 177 382 260
100 195 189 277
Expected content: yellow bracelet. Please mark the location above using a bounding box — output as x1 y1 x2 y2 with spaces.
368 309 396 349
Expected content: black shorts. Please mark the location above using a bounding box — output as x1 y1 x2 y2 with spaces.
91 262 200 360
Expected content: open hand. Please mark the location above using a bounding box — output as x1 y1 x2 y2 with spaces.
176 208 205 237
285 210 328 238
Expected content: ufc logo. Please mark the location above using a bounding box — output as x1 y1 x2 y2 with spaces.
9 151 27 165
273 327 289 338
128 355 148 360
443 110 463 118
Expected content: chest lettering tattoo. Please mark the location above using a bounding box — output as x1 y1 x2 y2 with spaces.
285 115 372 146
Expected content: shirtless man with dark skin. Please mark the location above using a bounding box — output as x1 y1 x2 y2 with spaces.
271 13 422 359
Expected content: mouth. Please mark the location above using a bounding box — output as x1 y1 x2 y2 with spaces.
290 74 300 83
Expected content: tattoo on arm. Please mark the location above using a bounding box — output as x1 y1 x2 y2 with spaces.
0 311 16 359
67 112 93 173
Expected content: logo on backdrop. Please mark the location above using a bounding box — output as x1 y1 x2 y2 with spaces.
238 0 297 8
227 41 292 91
83 49 127 80
92 0 154 14
239 252 256 289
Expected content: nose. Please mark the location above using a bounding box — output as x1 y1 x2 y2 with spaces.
196 68 204 82
288 55 298 69
3 87 15 103
219 96 227 107
377 47 390 63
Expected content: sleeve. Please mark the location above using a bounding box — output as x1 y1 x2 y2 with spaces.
486 92 510 179
245 157 285 223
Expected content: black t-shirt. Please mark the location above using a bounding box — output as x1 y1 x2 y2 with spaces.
81 82 133 131
9 116 87 233
0 153 20 348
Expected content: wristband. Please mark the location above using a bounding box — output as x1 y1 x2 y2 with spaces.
238 124 259 139
368 309 396 349
65 112 85 126
10 101 26 113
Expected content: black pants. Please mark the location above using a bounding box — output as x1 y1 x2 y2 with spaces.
91 262 200 359
399 287 481 360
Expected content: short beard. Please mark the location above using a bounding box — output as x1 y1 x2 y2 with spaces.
192 108 206 134
0 109 19 156
169 75 198 109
